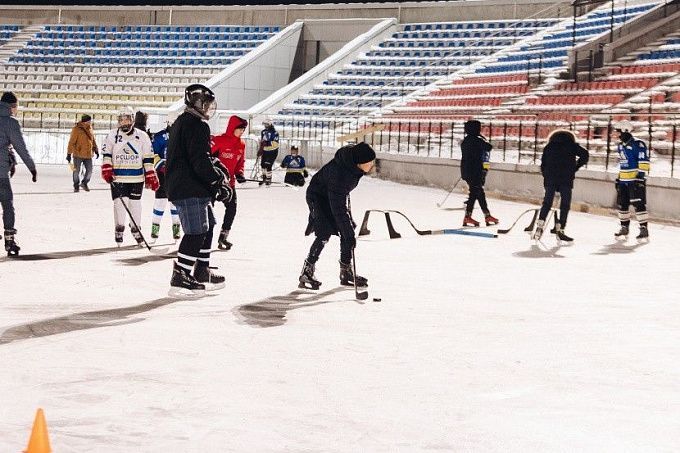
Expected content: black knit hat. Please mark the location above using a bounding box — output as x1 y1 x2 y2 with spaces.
464 120 481 136
1 91 18 106
352 142 376 164
81 114 92 122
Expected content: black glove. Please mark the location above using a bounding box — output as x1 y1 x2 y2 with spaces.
9 164 16 178
94 151 100 159
66 154 72 163
215 183 233 203
30 169 37 183
212 157 231 182
303 169 309 178
235 173 246 184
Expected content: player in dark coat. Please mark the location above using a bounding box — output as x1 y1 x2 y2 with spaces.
299 142 376 290
533 129 589 241
460 120 498 227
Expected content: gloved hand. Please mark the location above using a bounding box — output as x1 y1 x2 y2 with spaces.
214 182 233 203
30 169 37 183
145 170 160 191
94 150 100 159
101 163 114 183
211 157 231 182
9 164 16 178
66 154 72 163
236 173 246 184
303 169 309 178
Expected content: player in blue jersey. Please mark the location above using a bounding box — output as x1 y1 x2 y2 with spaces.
258 119 279 186
280 143 308 187
614 122 649 240
150 125 181 241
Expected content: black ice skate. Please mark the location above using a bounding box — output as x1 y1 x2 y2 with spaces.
115 225 125 245
339 261 368 288
217 230 232 250
531 220 545 241
169 262 206 298
636 225 649 241
298 260 321 290
130 226 145 247
4 229 20 257
614 225 629 240
194 263 226 290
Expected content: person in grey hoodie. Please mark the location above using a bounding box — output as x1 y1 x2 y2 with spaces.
0 92 37 256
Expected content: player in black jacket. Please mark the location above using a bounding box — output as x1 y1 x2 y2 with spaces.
299 143 376 290
166 84 232 297
460 120 498 227
533 129 589 241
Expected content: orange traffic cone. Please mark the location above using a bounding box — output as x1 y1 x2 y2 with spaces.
24 408 51 453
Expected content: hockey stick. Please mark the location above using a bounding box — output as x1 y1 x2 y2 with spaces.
110 182 169 254
436 177 462 208
241 178 300 190
359 209 498 239
249 154 261 179
351 247 368 301
496 209 539 234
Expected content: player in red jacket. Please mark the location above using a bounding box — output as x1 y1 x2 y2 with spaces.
211 115 248 250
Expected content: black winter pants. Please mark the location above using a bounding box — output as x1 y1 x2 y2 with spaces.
539 182 572 227
465 183 489 215
617 182 648 226
0 178 15 230
307 232 353 265
260 150 278 171
221 188 237 231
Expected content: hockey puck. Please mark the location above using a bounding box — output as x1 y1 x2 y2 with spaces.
372 297 381 302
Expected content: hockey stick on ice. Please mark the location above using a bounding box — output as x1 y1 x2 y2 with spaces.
351 247 368 301
496 209 539 235
241 178 300 190
436 177 462 208
359 210 497 239
110 182 169 254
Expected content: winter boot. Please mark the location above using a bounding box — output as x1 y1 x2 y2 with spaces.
484 214 499 226
532 219 545 241
339 261 368 288
614 225 629 239
217 229 232 250
298 260 321 290
172 223 181 240
463 215 480 227
636 225 649 240
80 182 90 192
194 263 226 290
130 226 144 246
73 184 79 193
4 229 20 257
169 262 206 298
259 175 266 186
115 225 125 245
554 224 573 242
151 223 160 239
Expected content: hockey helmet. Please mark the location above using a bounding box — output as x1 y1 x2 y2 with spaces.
117 106 135 133
615 120 634 143
262 117 273 127
184 84 216 120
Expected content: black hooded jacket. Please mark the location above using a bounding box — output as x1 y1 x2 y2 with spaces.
540 130 589 187
460 135 492 185
305 145 365 238
166 110 223 202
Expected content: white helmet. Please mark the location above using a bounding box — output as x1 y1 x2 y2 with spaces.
614 120 633 132
118 106 135 133
262 117 273 127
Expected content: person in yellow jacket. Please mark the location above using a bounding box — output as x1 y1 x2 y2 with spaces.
66 114 99 192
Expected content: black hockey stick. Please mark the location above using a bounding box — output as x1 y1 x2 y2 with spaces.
359 209 497 239
351 247 368 301
110 182 169 254
436 177 462 208
241 178 300 190
497 209 539 234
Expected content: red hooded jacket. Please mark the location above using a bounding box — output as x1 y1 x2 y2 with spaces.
210 115 247 188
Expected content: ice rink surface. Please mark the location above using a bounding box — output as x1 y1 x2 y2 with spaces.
1 165 679 452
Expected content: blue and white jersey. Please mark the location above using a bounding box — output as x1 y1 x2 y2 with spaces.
102 127 153 183
260 128 279 152
617 138 649 183
152 128 169 173
281 154 306 173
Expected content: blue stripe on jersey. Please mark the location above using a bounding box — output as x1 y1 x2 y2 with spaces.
114 168 144 176
153 209 164 216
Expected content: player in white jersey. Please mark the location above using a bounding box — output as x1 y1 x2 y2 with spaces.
101 107 159 245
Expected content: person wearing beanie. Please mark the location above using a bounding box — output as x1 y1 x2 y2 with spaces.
0 91 37 256
299 142 376 290
532 129 589 242
67 114 99 192
460 119 498 227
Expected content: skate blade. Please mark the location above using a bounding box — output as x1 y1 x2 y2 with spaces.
341 282 368 289
204 281 226 291
168 286 206 299
298 281 321 290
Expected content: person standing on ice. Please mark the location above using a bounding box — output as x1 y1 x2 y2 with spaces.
280 143 308 187
258 119 279 186
150 124 181 241
460 120 498 227
66 114 99 192
166 84 232 297
210 115 248 250
101 107 158 246
532 129 589 242
0 92 37 257
614 123 650 240
299 142 375 290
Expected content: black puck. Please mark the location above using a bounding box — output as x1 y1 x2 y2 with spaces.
372 297 381 302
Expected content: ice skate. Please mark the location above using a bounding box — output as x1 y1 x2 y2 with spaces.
298 260 321 290
169 262 206 298
484 214 499 226
463 215 480 227
614 225 629 240
532 220 545 241
554 225 573 242
340 261 368 288
194 263 226 291
217 229 232 250
115 225 125 245
130 226 145 247
636 225 649 241
4 229 20 257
